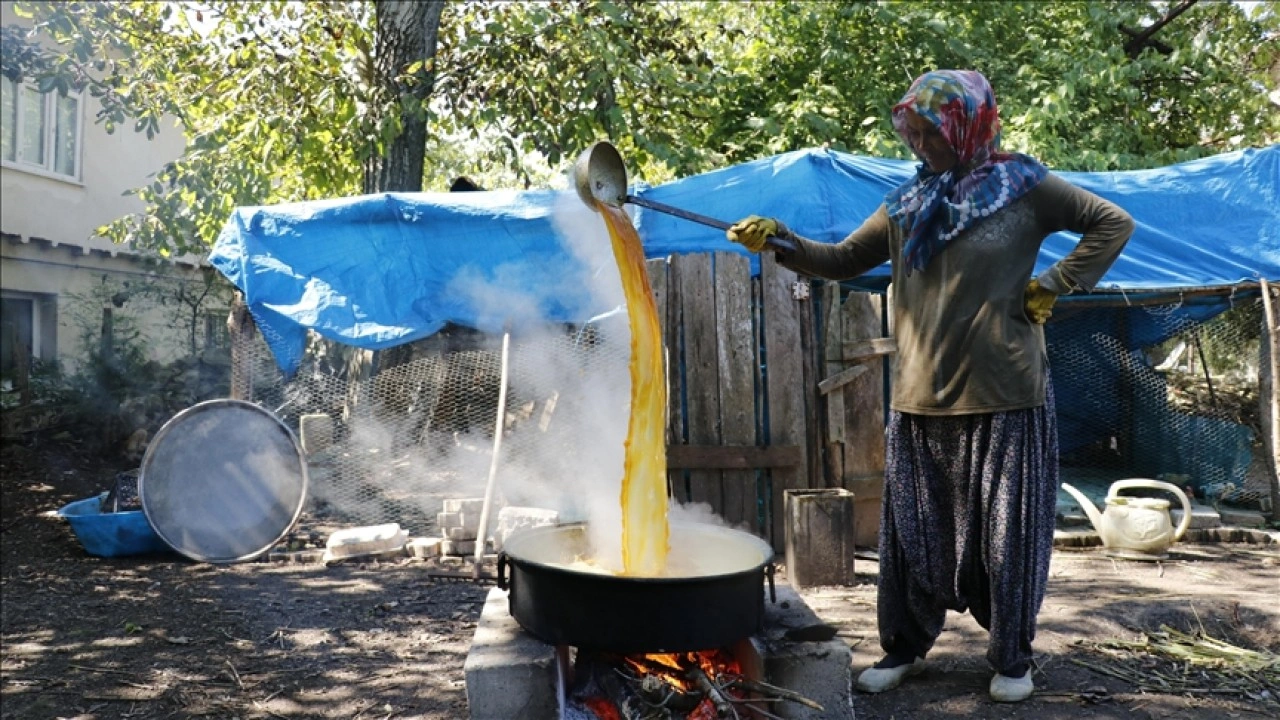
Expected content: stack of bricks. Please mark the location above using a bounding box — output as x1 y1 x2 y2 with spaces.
437 497 488 556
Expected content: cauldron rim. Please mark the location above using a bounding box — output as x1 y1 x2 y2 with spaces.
500 521 774 582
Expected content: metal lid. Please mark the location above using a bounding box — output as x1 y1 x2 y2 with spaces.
139 399 308 563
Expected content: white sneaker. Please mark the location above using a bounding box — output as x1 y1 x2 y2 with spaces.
855 657 925 693
989 670 1034 702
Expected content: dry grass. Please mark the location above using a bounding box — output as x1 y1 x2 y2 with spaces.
1074 624 1280 710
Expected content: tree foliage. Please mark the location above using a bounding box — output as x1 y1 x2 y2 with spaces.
687 1 1279 170
435 0 720 185
10 1 380 255
3 1 1276 257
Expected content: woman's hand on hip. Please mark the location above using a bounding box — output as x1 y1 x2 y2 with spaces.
1024 279 1058 324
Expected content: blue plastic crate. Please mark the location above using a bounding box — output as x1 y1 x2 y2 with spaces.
56 494 173 558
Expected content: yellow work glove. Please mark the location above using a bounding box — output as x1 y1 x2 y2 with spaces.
1023 279 1058 324
726 215 779 253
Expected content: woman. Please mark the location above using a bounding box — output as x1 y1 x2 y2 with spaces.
726 69 1133 703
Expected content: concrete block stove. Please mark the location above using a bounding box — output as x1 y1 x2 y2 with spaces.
464 581 853 719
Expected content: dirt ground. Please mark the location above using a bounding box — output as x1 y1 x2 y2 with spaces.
2 435 1278 720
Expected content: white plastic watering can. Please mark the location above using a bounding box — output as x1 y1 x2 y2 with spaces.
1060 479 1192 560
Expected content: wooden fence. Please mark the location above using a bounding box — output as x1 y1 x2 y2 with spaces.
228 253 896 551
650 253 892 550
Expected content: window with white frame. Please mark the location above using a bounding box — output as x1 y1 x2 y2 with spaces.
1 75 82 180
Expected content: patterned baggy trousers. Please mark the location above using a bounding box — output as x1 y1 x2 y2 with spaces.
877 381 1058 675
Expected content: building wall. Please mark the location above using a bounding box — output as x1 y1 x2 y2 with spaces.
0 1 228 378
2 240 224 370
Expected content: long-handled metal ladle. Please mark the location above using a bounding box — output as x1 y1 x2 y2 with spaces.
572 141 796 252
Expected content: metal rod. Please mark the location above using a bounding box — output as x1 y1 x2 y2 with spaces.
1192 331 1219 408
626 195 797 253
1055 282 1262 307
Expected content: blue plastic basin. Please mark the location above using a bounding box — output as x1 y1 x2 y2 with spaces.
56 494 174 558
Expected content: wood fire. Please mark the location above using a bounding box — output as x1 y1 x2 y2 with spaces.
567 648 754 719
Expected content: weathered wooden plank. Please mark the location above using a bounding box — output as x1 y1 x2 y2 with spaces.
761 252 808 549
750 275 766 535
647 257 669 344
678 253 723 510
825 387 846 485
664 257 685 499
799 280 823 491
841 292 886 478
715 252 756 527
647 257 672 448
823 282 845 367
822 282 846 487
667 445 802 470
818 364 870 396
841 337 898 362
845 472 885 548
840 291 887 546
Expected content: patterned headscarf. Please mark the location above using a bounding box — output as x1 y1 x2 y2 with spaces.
885 70 1047 273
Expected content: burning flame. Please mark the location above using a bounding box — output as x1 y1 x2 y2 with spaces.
622 650 743 692
612 650 745 719
597 204 669 576
583 697 622 720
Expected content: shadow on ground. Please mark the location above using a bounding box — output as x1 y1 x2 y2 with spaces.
804 544 1280 720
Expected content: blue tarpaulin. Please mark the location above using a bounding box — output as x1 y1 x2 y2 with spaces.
209 145 1279 376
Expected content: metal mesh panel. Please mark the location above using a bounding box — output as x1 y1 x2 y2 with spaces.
230 291 1276 539
1050 295 1272 512
235 318 632 536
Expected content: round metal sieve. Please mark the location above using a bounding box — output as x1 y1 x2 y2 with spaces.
139 399 308 563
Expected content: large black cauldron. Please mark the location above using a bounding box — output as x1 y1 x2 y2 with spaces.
497 522 775 654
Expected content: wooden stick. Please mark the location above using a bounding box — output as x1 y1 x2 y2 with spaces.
225 660 244 690
1261 278 1280 521
473 330 511 576
727 697 787 720
726 676 825 712
598 666 661 720
69 664 137 677
688 664 734 718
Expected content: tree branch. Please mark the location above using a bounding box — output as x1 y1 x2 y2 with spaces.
1124 0 1198 58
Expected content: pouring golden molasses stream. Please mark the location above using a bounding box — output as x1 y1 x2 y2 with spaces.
595 203 669 577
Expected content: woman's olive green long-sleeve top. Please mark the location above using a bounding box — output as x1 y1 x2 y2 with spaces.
778 173 1134 415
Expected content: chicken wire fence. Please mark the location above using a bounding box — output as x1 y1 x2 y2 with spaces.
1048 293 1274 513
232 290 1275 536
235 316 632 536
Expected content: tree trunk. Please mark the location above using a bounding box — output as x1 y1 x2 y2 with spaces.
363 0 445 194
358 1 445 379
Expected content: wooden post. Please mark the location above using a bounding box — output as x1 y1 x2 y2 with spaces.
714 252 757 529
646 257 672 443
649 257 686 500
678 254 723 510
1260 279 1280 520
761 252 808 550
799 279 823 491
810 290 893 547
821 282 846 487
227 291 256 401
